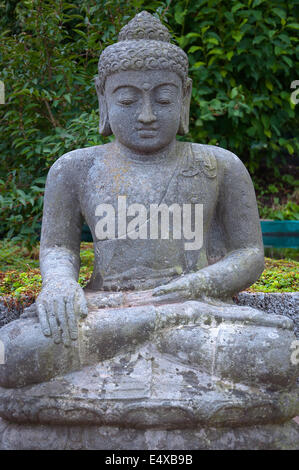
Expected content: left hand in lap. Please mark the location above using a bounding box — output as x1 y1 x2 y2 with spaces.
152 272 206 302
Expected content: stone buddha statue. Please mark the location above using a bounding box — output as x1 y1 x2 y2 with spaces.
0 12 298 450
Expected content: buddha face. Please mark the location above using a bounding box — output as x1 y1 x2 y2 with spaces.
104 70 183 154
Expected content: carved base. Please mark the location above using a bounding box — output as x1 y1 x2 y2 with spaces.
1 299 298 449
0 417 298 450
0 346 298 429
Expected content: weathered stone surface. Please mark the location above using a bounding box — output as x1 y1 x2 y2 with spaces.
0 417 298 450
1 291 298 337
0 298 298 429
0 11 298 450
32 10 265 352
235 292 299 338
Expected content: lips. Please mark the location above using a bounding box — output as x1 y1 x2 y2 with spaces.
137 127 158 131
137 127 158 137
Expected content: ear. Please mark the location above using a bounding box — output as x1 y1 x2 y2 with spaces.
95 76 112 137
178 77 192 136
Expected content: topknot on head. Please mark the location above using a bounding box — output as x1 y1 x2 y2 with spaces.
97 11 189 94
118 11 171 42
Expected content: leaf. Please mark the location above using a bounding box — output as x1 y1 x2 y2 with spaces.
286 144 294 155
272 8 286 20
286 23 299 30
264 129 272 138
64 94 71 104
232 2 245 13
232 31 243 43
186 32 201 38
193 61 206 68
188 46 202 53
230 87 239 99
206 37 219 45
252 0 265 7
282 56 293 67
72 29 87 37
207 48 223 55
174 5 187 25
253 35 265 45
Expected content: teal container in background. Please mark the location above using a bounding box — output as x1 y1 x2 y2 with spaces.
81 221 299 248
261 221 299 248
82 224 93 242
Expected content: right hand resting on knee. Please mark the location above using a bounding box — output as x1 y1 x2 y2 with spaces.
36 279 88 346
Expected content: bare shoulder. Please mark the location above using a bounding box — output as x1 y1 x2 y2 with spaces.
208 144 248 174
191 143 252 181
47 143 112 180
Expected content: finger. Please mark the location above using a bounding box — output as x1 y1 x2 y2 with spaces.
159 279 190 294
152 293 172 304
152 291 185 304
46 301 62 344
75 290 88 318
54 298 71 347
65 296 78 341
153 284 175 296
36 302 51 337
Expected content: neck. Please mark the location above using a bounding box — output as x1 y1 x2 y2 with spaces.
114 140 177 163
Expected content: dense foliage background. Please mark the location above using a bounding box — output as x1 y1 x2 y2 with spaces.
0 0 298 245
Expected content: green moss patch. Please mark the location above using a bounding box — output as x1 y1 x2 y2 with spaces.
0 242 298 309
247 258 299 293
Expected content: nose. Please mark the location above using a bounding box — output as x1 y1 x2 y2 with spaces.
137 97 157 124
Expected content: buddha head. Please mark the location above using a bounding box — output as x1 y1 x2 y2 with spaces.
96 11 192 153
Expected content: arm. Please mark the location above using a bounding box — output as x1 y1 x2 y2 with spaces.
37 153 87 345
153 148 264 300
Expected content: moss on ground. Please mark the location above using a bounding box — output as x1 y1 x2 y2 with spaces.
247 258 299 293
0 241 298 309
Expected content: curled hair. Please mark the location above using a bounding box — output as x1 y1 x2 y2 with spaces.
97 11 189 92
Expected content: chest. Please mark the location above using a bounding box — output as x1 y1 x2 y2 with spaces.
80 145 218 230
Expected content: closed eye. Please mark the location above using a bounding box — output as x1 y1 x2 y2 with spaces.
118 99 136 105
156 99 171 104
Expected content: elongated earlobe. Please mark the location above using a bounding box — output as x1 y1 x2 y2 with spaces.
178 77 192 136
95 77 112 137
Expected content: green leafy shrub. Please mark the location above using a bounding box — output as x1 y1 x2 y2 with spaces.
179 0 299 175
0 239 40 271
259 199 299 220
0 0 298 245
256 177 299 219
264 246 299 261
